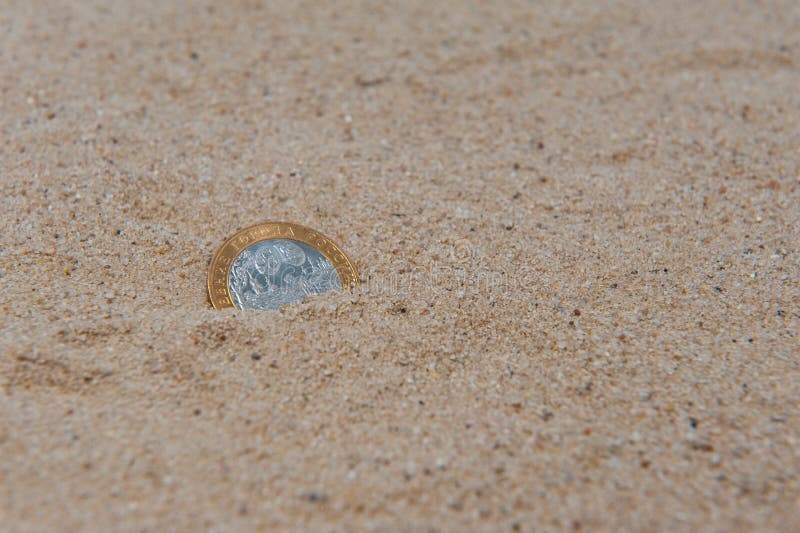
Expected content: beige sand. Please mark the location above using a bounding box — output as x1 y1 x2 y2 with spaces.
1 1 799 530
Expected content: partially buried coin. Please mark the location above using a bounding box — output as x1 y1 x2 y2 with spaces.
207 222 360 310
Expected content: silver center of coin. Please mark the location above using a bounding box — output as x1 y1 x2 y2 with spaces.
228 239 342 310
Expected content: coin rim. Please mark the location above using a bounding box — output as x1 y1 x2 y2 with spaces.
207 221 360 309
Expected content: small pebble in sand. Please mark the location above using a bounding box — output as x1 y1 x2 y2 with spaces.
304 492 328 503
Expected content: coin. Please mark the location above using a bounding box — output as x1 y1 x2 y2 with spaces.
207 222 360 310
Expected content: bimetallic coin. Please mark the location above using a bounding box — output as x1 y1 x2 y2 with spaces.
207 222 360 310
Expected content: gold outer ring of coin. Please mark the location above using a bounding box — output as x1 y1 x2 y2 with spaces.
207 221 360 309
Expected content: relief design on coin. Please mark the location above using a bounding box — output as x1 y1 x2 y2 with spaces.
207 222 360 310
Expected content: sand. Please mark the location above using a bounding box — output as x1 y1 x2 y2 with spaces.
1 0 799 530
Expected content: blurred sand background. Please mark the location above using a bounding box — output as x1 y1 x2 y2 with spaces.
1 0 799 530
